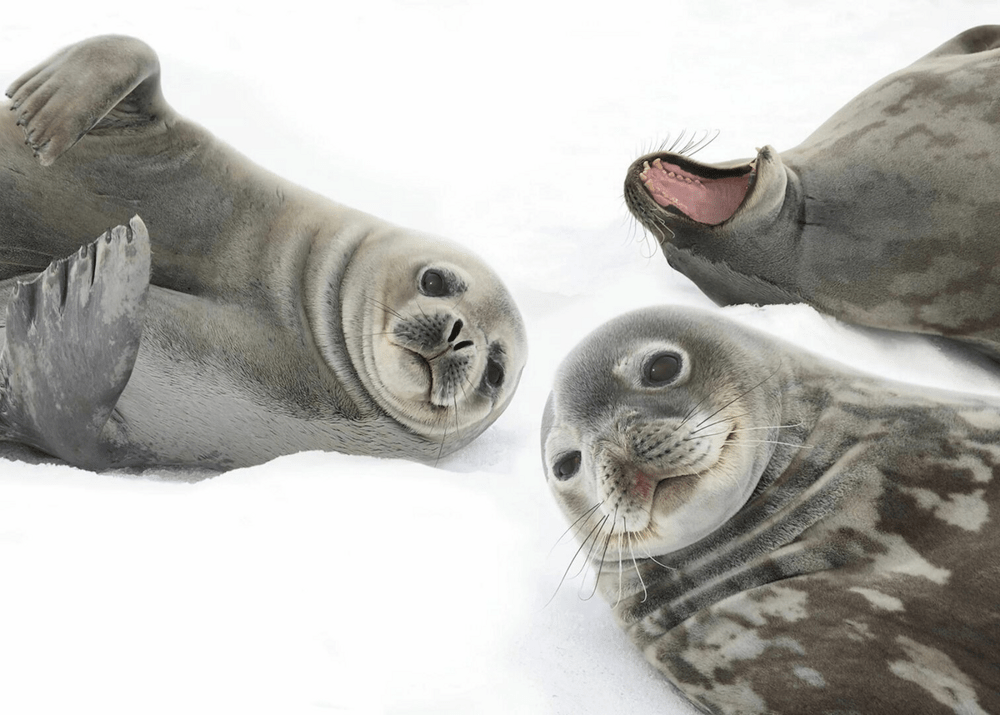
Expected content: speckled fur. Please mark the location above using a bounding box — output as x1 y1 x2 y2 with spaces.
543 307 1000 715
624 26 1000 360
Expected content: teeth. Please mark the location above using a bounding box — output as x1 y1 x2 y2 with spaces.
643 160 651 171
652 158 663 168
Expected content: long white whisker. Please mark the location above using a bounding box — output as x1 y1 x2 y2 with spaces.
545 514 608 607
626 529 649 604
640 544 677 571
582 509 617 601
695 368 779 430
549 502 603 554
367 297 407 321
613 524 625 609
726 439 812 449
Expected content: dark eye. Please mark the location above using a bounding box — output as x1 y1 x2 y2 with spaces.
553 451 581 480
645 352 681 385
486 359 504 388
420 269 446 296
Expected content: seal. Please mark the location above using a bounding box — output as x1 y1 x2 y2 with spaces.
0 35 527 471
541 306 1000 715
623 26 1000 360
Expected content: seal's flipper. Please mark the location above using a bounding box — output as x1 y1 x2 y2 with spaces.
5 36 166 165
0 216 150 469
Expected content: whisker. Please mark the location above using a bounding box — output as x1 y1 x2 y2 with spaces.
367 297 407 321
726 438 812 449
626 529 649 603
582 509 617 601
656 131 673 153
545 514 608 607
666 129 687 153
549 502 603 554
689 412 750 436
641 545 677 571
676 130 702 155
575 514 610 580
692 421 804 440
613 524 625 608
695 368 780 430
683 129 720 157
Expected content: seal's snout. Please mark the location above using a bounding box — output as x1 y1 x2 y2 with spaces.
593 444 658 530
391 310 466 358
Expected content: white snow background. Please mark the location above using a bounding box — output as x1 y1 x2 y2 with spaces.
2 2 1000 714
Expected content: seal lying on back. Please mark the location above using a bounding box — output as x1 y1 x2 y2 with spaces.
0 36 527 471
624 26 1000 360
542 307 1000 714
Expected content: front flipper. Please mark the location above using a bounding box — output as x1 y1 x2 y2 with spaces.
5 36 166 166
0 216 150 469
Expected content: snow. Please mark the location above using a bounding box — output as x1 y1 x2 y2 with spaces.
2 2 1000 713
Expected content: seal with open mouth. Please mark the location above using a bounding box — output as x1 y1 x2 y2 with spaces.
624 26 1000 360
542 306 1000 714
0 36 526 471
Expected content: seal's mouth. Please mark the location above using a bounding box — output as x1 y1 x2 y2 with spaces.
634 152 758 226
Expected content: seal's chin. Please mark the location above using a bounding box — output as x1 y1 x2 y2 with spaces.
369 339 496 434
636 152 757 225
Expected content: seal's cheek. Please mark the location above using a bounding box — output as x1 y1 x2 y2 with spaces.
372 344 430 403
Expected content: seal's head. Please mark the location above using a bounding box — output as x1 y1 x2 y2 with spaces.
337 228 527 457
623 146 789 239
542 307 787 557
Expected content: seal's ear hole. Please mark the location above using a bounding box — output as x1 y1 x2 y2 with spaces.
644 352 682 385
553 451 581 480
419 269 446 297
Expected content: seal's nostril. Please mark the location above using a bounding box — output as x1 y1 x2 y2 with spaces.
447 319 463 342
453 340 473 351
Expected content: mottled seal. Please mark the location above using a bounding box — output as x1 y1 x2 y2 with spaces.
0 36 527 471
624 26 1000 360
542 306 1000 715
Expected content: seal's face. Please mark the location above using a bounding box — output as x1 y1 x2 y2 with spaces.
542 308 783 558
341 231 527 454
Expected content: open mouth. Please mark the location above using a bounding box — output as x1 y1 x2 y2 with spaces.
639 156 756 225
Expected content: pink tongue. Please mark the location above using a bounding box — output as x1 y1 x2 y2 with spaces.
641 160 752 225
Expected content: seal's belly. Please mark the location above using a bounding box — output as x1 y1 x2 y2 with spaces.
108 286 368 470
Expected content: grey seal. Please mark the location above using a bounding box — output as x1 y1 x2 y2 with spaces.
542 306 1000 714
0 36 527 471
623 26 1000 360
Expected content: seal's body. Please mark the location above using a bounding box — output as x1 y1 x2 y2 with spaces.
0 36 526 471
624 26 1000 359
542 307 1000 714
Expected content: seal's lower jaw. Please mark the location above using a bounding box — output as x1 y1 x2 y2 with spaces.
371 341 496 432
638 157 755 225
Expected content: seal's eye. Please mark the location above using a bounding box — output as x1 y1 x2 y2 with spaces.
554 451 581 480
420 269 446 297
486 359 504 388
645 352 681 385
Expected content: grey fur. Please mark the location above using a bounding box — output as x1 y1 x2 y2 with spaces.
624 26 1000 360
0 36 527 471
542 306 1000 714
